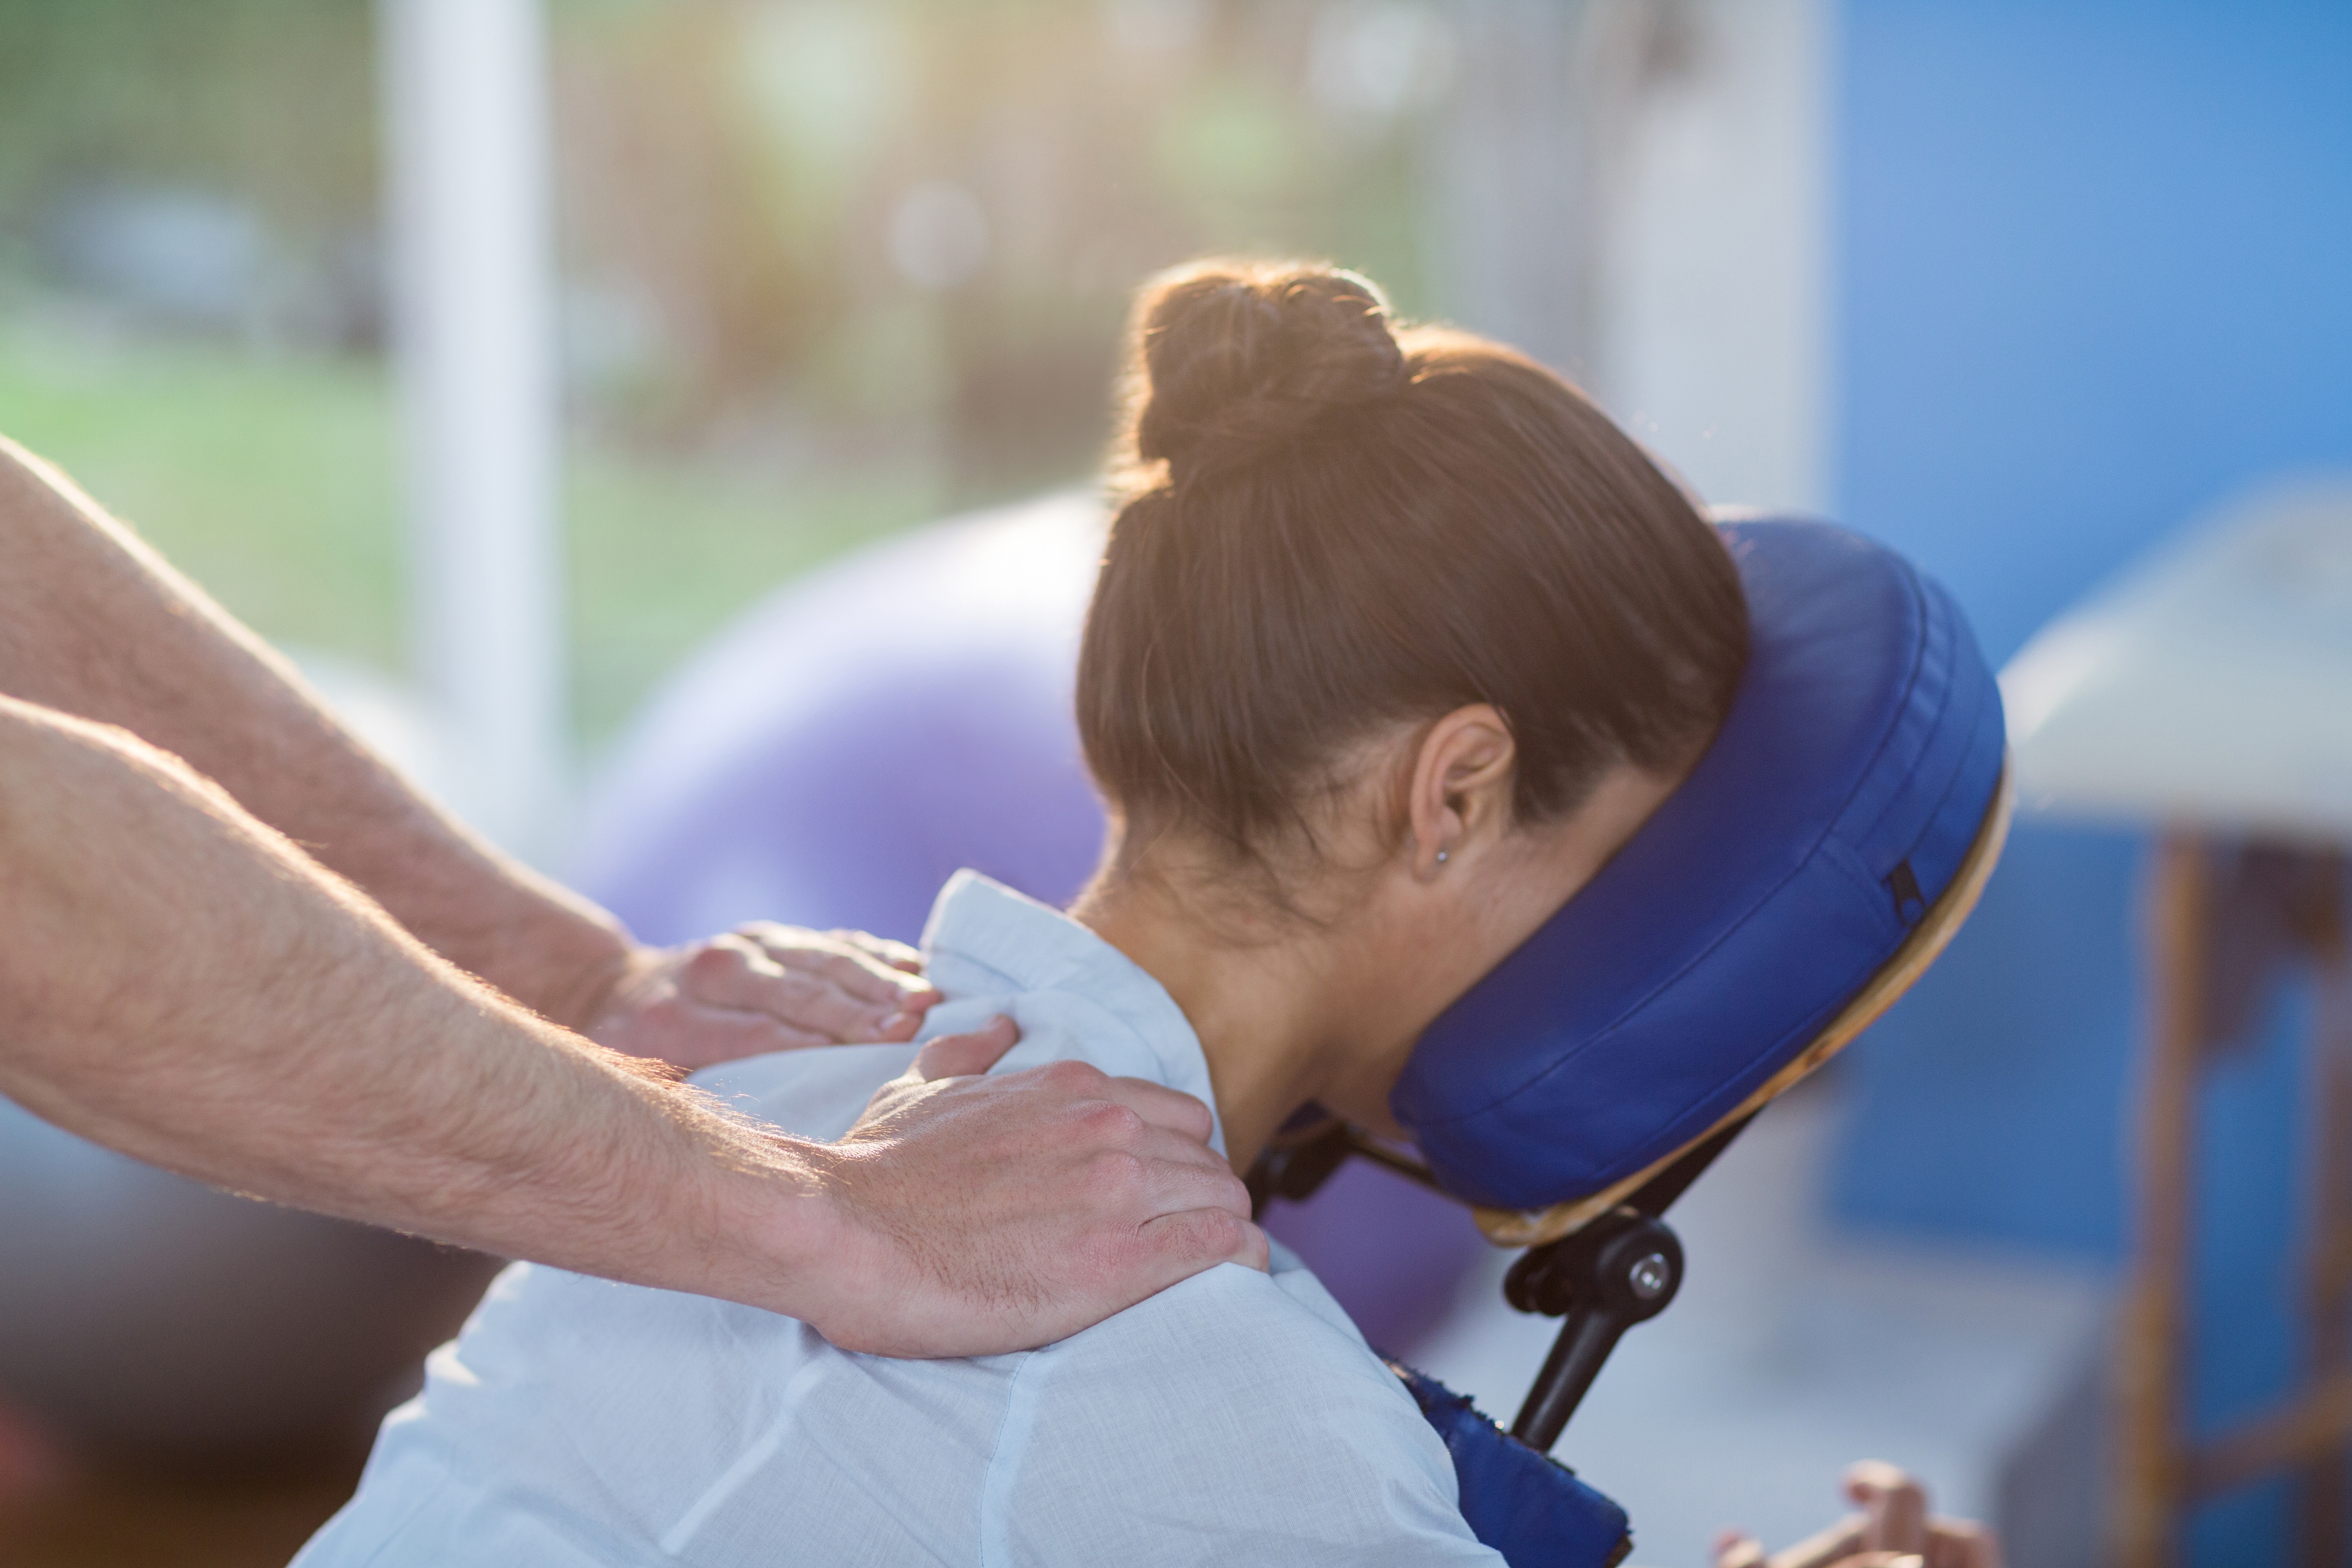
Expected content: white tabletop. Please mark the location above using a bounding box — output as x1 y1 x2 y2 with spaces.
2000 478 2352 845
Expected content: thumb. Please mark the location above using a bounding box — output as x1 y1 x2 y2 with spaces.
909 1015 1019 1081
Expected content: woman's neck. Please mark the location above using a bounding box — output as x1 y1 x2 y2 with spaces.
1071 869 1358 1175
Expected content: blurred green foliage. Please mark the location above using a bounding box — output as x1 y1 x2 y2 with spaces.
0 0 1448 746
0 322 402 658
0 0 377 272
0 323 936 747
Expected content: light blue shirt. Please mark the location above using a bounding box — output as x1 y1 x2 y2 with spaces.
296 871 1500 1567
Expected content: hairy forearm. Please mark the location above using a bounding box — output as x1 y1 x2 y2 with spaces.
0 437 628 1026
0 697 828 1291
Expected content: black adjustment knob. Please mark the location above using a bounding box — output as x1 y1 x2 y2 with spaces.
1503 1207 1684 1321
1504 1209 1687 1454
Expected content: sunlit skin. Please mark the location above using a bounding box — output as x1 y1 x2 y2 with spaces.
0 432 1264 1363
1074 703 1689 1174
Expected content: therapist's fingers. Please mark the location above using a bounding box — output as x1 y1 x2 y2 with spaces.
882 1048 1240 1200
1095 1075 1218 1145
901 1044 1220 1149
826 928 926 974
686 932 941 1042
906 1016 1021 1080
1125 1120 1243 1178
733 922 933 1001
682 936 881 1036
815 1050 1268 1355
1104 1125 1258 1239
731 924 942 1007
589 989 835 1071
901 1038 1218 1152
1139 1205 1270 1274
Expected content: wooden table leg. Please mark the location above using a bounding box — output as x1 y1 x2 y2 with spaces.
2305 923 2352 1567
2117 832 2209 1568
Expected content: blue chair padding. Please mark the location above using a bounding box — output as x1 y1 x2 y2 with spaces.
1395 519 2005 1212
1390 1361 1631 1567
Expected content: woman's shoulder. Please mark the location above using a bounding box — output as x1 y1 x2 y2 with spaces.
987 1256 1487 1564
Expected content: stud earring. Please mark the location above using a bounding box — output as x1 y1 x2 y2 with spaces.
1435 850 1450 865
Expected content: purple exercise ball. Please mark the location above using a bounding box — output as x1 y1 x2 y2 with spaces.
575 491 1486 1354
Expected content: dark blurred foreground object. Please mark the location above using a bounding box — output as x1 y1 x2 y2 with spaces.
0 1100 496 1466
0 1112 478 1564
1999 486 2352 1567
0 1446 363 1568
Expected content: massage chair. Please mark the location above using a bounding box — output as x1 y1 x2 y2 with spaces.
581 506 2010 1568
1247 516 2010 1566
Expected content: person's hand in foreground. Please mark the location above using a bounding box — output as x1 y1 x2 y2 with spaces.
0 702 1265 1357
1713 1462 2001 1568
0 437 1261 1356
783 1016 1270 1356
0 433 942 1075
587 923 942 1069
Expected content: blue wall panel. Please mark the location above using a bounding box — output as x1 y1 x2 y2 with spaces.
1831 7 2352 1555
1831 0 2352 1247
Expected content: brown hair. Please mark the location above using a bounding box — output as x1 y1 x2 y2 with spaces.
1077 258 1747 872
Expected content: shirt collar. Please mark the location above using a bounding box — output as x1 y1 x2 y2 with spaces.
920 869 1222 1150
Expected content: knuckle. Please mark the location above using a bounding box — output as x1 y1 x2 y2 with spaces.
1196 1209 1247 1251
685 943 744 980
1079 1101 1147 1143
1087 1148 1149 1192
1165 1207 1245 1258
1037 1059 1107 1095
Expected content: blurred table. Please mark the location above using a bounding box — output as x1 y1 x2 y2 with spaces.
2002 481 2352 1568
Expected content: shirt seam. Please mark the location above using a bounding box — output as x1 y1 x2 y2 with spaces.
976 1349 1047 1568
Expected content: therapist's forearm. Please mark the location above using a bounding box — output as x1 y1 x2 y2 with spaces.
0 696 826 1287
0 437 630 1029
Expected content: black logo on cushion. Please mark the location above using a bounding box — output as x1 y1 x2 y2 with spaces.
1886 858 1927 928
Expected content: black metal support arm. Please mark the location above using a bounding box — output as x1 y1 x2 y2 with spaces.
1502 1114 1755 1451
1243 1109 1760 1458
1503 1208 1684 1452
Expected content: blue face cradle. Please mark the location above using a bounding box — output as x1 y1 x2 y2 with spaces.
1393 518 2008 1216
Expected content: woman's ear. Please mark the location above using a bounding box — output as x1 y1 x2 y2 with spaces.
1405 705 1517 881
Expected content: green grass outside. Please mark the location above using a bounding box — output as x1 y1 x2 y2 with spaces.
0 320 944 750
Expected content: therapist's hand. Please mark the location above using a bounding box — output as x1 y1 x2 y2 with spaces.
586 924 942 1071
797 1016 1269 1357
1713 1461 2001 1568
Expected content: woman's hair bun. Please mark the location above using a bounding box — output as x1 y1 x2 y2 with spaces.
1126 259 1406 489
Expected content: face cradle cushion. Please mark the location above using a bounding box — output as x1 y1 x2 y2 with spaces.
1393 517 2008 1216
